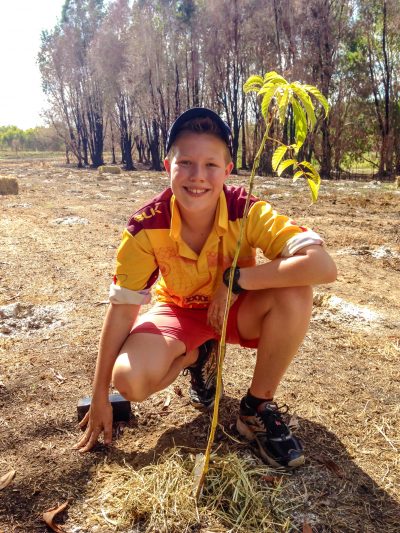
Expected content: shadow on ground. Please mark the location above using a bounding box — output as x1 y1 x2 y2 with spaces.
0 395 398 532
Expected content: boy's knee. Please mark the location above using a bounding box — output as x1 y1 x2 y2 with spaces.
274 285 313 310
112 355 151 402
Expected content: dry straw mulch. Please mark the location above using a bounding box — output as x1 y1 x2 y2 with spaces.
83 448 291 533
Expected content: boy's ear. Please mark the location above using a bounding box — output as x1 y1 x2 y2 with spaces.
225 161 234 177
164 158 171 174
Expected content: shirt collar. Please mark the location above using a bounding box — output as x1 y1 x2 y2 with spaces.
169 188 228 242
215 187 228 236
169 194 181 241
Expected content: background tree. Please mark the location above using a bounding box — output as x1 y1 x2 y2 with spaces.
35 0 400 180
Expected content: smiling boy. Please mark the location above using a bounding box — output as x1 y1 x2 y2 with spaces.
74 108 337 468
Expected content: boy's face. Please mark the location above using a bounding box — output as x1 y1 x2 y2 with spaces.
164 132 234 218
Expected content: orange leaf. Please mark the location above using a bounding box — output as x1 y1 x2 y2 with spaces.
0 469 16 490
313 454 344 478
261 475 281 485
42 501 68 533
303 521 313 532
173 385 183 397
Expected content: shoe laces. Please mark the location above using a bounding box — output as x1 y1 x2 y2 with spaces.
256 402 290 438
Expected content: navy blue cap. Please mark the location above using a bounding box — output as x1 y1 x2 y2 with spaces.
165 107 233 157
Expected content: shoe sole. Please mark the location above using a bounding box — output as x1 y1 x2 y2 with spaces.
236 417 305 469
190 399 215 411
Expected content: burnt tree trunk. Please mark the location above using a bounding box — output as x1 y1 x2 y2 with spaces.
118 95 135 171
86 90 104 168
110 121 116 165
320 117 332 178
148 119 161 171
241 105 247 170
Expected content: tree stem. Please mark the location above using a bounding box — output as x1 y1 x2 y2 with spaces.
194 123 271 500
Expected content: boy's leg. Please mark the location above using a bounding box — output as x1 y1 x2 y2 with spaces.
112 304 219 408
235 285 313 468
112 332 199 402
237 285 313 399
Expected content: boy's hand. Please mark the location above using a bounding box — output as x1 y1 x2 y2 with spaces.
73 400 113 453
207 283 239 333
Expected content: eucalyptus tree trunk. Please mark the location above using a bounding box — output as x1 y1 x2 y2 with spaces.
86 86 104 168
144 118 161 171
117 94 135 171
110 120 116 165
320 118 332 179
241 103 248 170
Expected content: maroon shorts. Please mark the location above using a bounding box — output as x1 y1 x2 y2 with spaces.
131 292 259 352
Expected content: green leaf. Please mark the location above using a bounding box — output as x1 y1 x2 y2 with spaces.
272 145 288 171
277 158 297 176
277 87 289 125
291 99 307 148
291 83 316 128
260 85 279 120
258 81 281 95
289 142 301 156
259 79 285 92
307 178 320 203
305 171 321 186
299 160 320 181
264 71 288 85
303 84 329 116
243 75 264 93
293 170 304 182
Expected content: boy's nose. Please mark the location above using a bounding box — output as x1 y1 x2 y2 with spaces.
189 164 205 181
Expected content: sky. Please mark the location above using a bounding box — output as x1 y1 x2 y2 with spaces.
0 1 66 129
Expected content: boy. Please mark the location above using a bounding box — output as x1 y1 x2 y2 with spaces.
74 108 337 468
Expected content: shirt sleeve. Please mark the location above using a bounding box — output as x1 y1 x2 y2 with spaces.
246 200 323 260
109 228 159 305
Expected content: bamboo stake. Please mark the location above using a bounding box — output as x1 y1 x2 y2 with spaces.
194 126 271 499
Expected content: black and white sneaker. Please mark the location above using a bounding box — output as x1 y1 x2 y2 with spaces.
236 397 305 468
184 340 219 411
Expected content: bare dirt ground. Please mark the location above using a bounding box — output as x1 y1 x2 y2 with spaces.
0 158 399 532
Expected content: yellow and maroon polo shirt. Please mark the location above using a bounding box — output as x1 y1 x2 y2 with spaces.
109 185 322 308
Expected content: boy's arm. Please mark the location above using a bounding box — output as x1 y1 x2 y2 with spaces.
207 245 336 332
239 245 337 290
73 302 140 453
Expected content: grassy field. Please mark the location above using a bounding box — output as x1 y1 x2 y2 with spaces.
0 149 67 159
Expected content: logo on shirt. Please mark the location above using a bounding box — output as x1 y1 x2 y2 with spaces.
134 204 162 222
183 294 210 305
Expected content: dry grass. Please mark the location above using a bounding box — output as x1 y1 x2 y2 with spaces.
279 330 400 532
98 165 122 175
1 162 399 532
0 176 18 195
83 448 292 533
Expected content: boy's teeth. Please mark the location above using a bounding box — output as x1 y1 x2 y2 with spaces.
187 188 206 193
